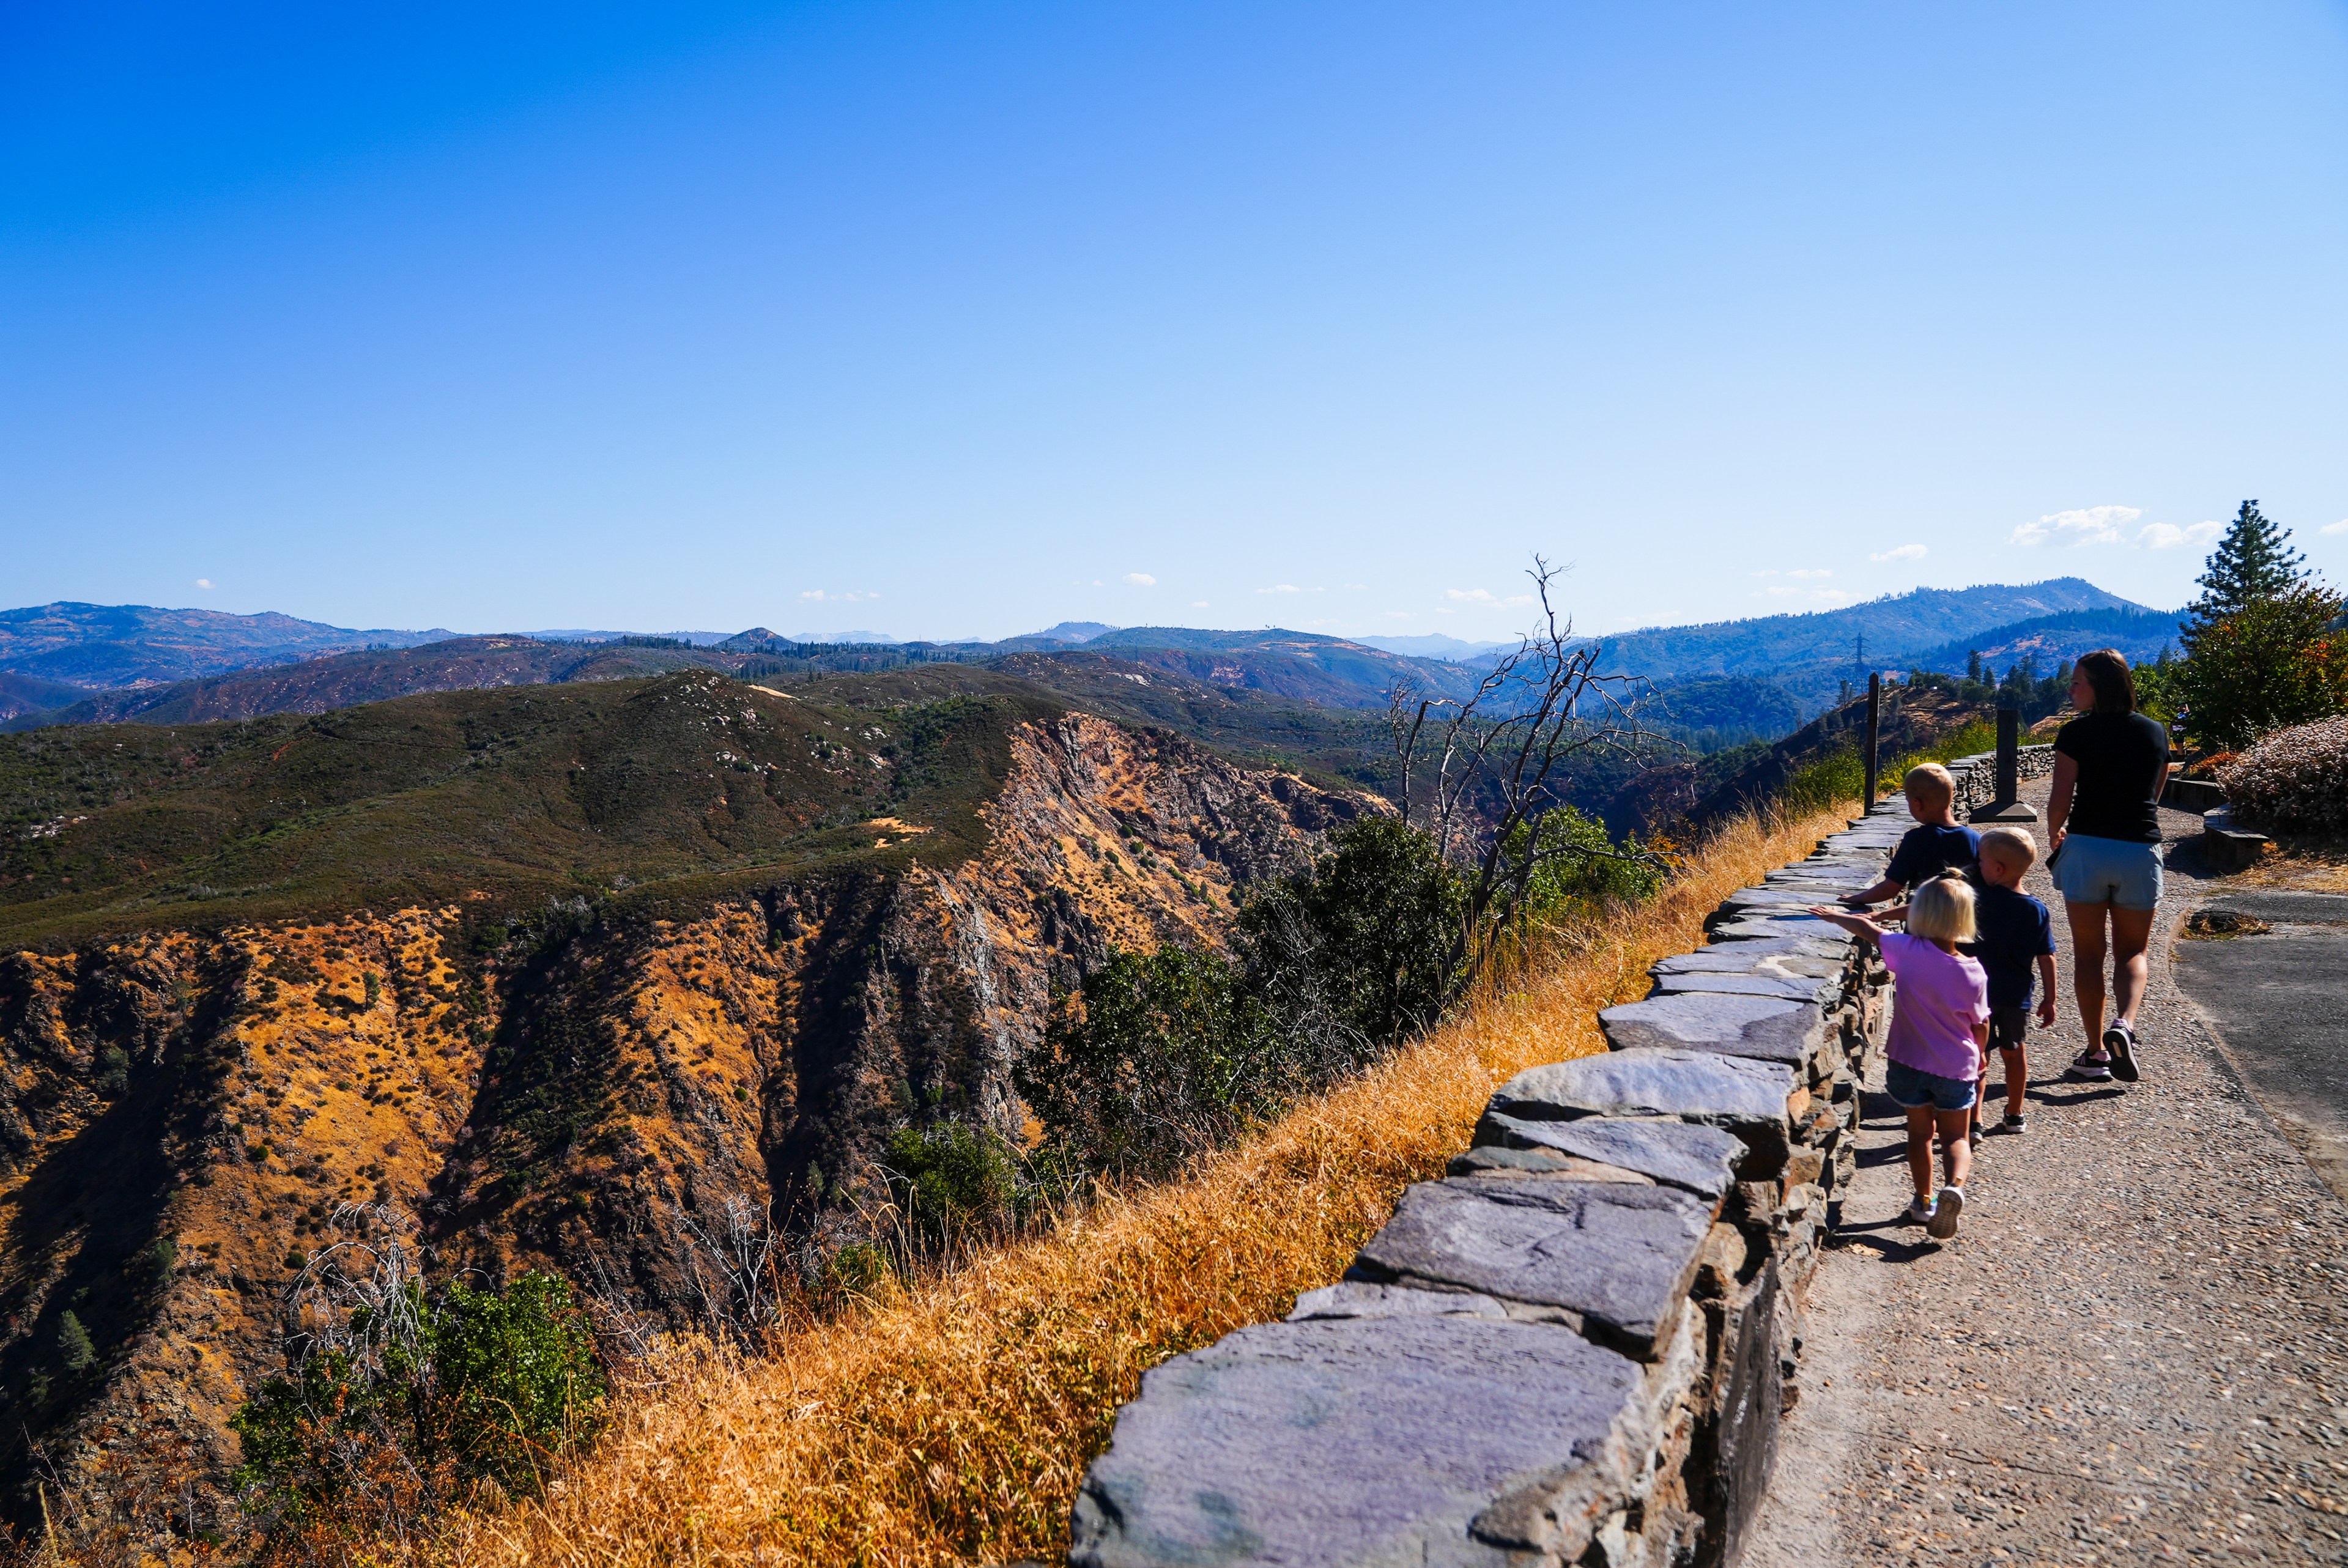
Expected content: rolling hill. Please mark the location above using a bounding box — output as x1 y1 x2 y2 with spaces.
0 665 1387 1542
0 602 456 689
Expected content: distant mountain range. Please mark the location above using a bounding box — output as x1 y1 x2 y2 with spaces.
1580 578 2172 709
0 578 2183 736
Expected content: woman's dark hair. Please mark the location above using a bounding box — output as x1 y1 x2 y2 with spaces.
2075 648 2135 714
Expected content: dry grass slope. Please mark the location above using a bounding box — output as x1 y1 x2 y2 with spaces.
398 803 1857 1568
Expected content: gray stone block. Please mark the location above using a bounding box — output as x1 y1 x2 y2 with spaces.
1598 991 1828 1067
1652 944 1845 978
1650 969 1845 1005
1487 1050 1796 1176
1288 1281 1511 1322
1067 1315 1661 1568
1707 913 1862 948
1352 1178 1714 1359
1471 1112 1742 1199
1446 1145 1656 1183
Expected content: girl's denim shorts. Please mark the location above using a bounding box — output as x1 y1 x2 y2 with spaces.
1885 1057 1977 1112
2051 832 2164 911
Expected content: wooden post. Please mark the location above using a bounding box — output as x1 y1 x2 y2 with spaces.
1862 673 1881 809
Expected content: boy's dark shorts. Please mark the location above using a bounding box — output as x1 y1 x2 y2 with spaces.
1988 1008 2031 1055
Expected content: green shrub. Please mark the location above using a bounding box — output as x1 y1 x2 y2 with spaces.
229 1271 605 1528
2176 584 2348 750
2217 716 2348 834
56 1309 95 1374
883 1123 1021 1243
1020 944 1280 1178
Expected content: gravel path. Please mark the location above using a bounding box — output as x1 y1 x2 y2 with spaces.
1746 778 2348 1567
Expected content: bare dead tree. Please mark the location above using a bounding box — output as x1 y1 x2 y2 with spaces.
673 1193 789 1342
1387 557 1665 967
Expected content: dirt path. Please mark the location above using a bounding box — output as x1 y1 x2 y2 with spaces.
1745 778 2348 1567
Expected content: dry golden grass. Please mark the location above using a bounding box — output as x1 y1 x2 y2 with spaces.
410 804 1854 1568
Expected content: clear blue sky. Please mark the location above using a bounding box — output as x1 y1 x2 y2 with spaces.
6 1 2345 642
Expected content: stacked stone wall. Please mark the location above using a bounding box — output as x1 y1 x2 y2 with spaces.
1062 750 2028 1568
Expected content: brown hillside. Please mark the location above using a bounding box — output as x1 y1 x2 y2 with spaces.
0 702 1376 1551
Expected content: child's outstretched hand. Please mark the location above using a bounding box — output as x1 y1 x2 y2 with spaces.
1806 904 1886 947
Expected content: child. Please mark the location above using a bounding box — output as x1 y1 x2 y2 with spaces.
1810 875 1991 1240
1964 826 2058 1139
1842 763 1983 911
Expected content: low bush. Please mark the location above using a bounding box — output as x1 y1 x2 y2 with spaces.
2217 716 2348 834
230 1250 605 1553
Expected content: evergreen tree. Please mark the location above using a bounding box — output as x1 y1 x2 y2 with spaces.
2183 500 2308 651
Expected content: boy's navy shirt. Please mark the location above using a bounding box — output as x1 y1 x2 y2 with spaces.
1965 881 2056 1011
1886 823 1982 888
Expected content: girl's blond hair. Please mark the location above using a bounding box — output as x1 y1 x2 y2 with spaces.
1907 873 1977 944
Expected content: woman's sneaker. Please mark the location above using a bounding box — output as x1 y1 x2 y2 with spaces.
2001 1111 2028 1134
2105 1020 2142 1082
2068 1051 2113 1082
1905 1193 1936 1224
1928 1185 1966 1239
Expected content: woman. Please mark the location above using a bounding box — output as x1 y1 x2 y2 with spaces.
2045 648 2169 1083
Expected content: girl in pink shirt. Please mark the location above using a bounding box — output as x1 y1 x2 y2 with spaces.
1812 876 1991 1239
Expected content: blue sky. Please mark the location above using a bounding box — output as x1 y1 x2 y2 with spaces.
5 1 2346 642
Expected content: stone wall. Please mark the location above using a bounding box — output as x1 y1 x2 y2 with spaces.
1944 741 2054 818
1061 756 2028 1568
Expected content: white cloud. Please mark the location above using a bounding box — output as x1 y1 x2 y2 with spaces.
1122 572 1156 586
1256 583 1301 594
194 578 213 590
2135 520 2224 550
2011 505 2142 547
1191 600 1210 608
1762 586 1799 597
1446 588 1494 602
1869 543 1929 563
1343 582 1368 590
1787 568 1833 580
2322 519 2348 536
799 588 877 602
1810 587 1850 601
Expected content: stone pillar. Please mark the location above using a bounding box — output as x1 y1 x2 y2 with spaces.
1970 706 2040 823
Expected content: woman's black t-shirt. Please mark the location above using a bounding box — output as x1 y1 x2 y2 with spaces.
2054 711 2169 844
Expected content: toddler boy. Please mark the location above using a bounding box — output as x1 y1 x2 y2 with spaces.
1964 826 2057 1136
1842 763 1982 910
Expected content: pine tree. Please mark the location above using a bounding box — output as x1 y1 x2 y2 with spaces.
2183 500 2308 651
57 1309 95 1373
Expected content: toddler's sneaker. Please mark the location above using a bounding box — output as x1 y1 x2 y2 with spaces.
2000 1111 2028 1134
2068 1051 2113 1082
1928 1185 1966 1240
2104 1020 2142 1083
1905 1193 1936 1224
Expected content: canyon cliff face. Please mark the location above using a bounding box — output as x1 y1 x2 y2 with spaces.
0 711 1377 1544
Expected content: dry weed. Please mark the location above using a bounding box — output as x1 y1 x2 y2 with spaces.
394 805 1856 1567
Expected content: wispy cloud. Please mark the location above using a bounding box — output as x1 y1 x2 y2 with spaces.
2135 521 2224 550
194 577 213 590
2010 505 2139 547
2322 519 2348 537
1256 583 1301 594
1191 599 1210 608
1868 544 1929 563
1445 588 1536 607
1787 568 1832 580
1122 572 1156 586
800 588 879 602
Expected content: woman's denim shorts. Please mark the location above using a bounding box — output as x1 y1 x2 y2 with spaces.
1886 1057 1977 1112
2052 832 2164 911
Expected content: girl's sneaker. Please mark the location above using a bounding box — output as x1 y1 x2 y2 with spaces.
2104 1020 2142 1082
1905 1193 1936 1224
1928 1185 1966 1239
2001 1111 2028 1134
2068 1051 2113 1082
